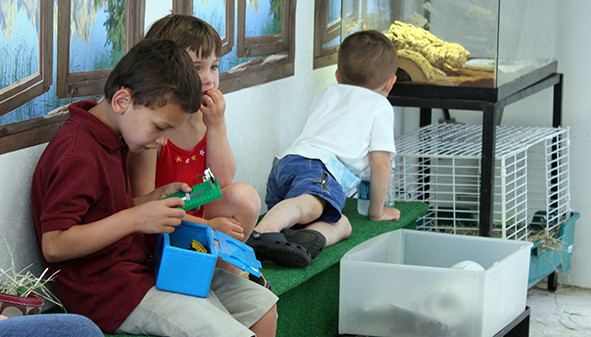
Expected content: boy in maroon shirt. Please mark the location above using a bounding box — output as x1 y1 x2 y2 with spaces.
31 38 277 337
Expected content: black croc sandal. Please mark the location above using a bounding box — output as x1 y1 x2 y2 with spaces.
281 228 326 259
246 231 312 268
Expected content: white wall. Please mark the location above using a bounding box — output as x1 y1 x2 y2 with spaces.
554 1 591 288
0 145 47 282
2 2 590 289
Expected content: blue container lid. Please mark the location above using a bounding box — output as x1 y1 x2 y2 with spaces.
214 230 262 277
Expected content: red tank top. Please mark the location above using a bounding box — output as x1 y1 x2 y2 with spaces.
155 137 207 218
145 138 208 253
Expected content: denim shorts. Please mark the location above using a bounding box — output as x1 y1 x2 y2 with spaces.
265 155 346 223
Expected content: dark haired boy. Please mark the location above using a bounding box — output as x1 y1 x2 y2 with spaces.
31 38 277 337
248 30 401 268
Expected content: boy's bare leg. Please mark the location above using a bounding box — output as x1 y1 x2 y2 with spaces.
256 194 325 233
305 214 352 246
249 304 277 337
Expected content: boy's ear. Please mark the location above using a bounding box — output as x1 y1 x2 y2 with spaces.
111 88 133 115
335 69 342 84
381 74 397 95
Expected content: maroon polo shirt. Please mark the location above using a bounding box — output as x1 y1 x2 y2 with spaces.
31 101 155 332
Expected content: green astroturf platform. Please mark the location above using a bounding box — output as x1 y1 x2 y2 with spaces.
98 198 428 337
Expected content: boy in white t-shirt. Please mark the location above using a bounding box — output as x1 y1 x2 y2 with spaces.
247 30 401 268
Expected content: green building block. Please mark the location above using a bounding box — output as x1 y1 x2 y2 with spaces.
165 177 222 212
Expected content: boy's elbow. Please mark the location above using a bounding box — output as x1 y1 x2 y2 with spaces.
42 244 66 263
41 233 69 263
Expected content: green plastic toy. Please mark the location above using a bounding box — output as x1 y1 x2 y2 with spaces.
165 168 222 212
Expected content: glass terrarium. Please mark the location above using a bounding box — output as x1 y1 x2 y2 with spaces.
341 0 557 98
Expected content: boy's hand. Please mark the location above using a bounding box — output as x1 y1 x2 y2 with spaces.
369 206 401 222
207 217 244 240
132 198 187 234
135 182 192 205
200 89 226 128
157 182 192 200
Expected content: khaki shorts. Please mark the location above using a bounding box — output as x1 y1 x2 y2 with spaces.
116 269 278 337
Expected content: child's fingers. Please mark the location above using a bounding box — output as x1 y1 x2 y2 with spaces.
167 208 187 220
161 197 186 211
202 93 213 107
207 89 223 102
162 182 191 196
201 89 224 111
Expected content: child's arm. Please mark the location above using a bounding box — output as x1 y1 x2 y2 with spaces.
183 213 244 240
128 148 158 198
201 89 236 187
41 197 187 263
368 151 401 221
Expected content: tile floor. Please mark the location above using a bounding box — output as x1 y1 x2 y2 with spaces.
528 281 591 336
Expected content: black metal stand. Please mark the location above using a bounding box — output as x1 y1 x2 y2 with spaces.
388 62 563 237
493 307 531 337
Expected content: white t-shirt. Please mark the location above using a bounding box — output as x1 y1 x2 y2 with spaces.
281 84 396 176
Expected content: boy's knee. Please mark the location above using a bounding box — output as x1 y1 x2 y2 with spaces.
224 182 261 214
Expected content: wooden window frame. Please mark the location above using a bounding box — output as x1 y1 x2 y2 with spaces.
313 0 361 69
221 0 295 93
0 105 70 155
173 0 235 56
236 0 290 58
56 0 145 99
0 0 53 116
313 0 340 69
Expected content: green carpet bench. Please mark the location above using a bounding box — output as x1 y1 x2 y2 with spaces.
98 198 428 337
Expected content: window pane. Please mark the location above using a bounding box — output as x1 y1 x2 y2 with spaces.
0 2 40 91
144 0 172 32
69 0 126 73
327 0 340 24
245 0 282 37
323 0 340 48
193 0 226 39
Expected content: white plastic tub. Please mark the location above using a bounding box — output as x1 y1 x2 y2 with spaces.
339 229 532 337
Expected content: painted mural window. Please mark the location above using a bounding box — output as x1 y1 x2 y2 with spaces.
313 0 341 69
188 0 295 93
56 0 144 98
0 0 295 154
191 0 234 57
0 0 52 119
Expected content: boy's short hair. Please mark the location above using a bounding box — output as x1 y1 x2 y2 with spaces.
145 14 222 59
104 38 202 113
338 30 398 90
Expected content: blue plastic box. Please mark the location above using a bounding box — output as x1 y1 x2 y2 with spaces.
153 221 261 298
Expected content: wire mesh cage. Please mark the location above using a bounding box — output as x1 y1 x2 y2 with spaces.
393 123 570 240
